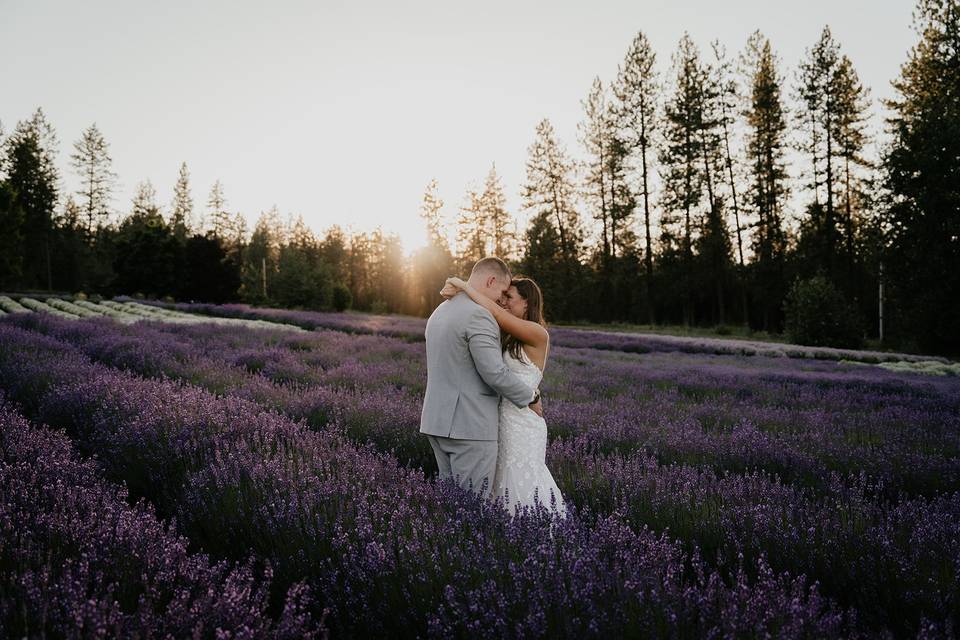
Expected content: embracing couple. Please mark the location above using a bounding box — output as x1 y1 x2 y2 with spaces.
419 257 566 517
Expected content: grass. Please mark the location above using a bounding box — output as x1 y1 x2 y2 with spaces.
554 320 788 343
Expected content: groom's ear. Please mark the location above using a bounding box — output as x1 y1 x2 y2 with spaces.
485 275 496 290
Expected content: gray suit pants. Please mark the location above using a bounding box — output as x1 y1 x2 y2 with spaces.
427 435 498 499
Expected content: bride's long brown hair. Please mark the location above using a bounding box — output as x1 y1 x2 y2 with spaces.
502 276 546 361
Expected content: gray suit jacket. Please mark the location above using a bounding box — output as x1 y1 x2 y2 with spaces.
420 293 535 441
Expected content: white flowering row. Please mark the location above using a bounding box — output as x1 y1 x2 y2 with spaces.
0 296 30 314
878 360 960 377
0 295 303 333
126 301 305 332
19 298 79 319
46 297 105 318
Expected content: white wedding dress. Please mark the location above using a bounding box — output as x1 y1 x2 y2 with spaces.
492 347 567 517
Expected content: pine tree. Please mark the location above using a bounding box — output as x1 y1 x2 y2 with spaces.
413 179 454 314
456 186 487 266
796 27 843 270
831 54 872 275
521 118 583 318
241 207 282 302
689 46 732 326
522 118 582 266
170 162 193 242
659 34 707 324
4 108 60 289
883 0 960 353
742 32 790 330
481 163 514 259
71 123 116 239
0 180 25 288
131 180 162 220
420 179 449 252
579 77 612 262
206 180 231 240
612 32 659 321
114 179 181 297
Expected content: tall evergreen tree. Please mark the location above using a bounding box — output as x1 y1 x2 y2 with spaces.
412 179 454 315
170 162 193 242
521 118 583 318
580 77 612 263
883 0 960 353
241 207 282 303
612 32 659 321
481 164 515 259
420 178 449 252
455 187 487 266
320 225 350 286
832 54 872 280
522 119 582 265
71 123 116 239
742 31 790 330
206 180 231 239
4 109 60 290
795 27 844 275
113 180 179 297
0 180 25 288
130 180 162 220
692 44 732 324
659 34 707 325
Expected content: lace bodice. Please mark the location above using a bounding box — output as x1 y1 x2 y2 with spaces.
503 347 542 399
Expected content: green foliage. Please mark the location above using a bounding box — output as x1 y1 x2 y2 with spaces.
272 244 331 309
181 234 241 303
2 110 59 290
784 275 863 348
332 284 352 312
882 0 960 355
0 182 25 288
112 211 182 298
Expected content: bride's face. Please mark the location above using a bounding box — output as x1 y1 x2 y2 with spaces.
502 285 528 319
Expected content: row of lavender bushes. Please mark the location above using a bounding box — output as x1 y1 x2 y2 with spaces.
128 298 952 364
3 313 959 635
0 318 864 637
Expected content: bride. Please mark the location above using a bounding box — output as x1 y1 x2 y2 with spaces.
441 275 567 517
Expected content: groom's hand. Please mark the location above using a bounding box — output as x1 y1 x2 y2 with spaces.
528 398 543 417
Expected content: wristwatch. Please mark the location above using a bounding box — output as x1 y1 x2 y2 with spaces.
531 389 541 405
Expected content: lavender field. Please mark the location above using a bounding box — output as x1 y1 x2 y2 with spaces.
1 306 958 638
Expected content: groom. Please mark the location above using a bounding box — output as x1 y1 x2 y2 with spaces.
420 257 541 498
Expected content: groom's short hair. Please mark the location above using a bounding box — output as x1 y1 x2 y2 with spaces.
471 257 511 282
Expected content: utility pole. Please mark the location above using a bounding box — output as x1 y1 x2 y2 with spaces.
878 261 884 342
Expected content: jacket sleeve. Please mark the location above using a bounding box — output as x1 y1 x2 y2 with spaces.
465 307 536 408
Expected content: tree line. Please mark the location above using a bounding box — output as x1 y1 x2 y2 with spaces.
1 0 957 355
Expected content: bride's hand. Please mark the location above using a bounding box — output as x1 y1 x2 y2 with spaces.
445 276 468 291
439 282 458 300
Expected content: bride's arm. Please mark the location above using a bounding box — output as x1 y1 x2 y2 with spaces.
444 277 548 349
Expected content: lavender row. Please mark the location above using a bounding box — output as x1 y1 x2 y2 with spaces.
0 400 320 638
5 316 960 634
0 321 856 638
135 298 951 364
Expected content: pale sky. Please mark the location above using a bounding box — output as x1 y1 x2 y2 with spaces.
2 0 917 253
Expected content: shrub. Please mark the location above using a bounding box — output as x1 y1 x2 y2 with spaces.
783 275 863 349
332 284 352 312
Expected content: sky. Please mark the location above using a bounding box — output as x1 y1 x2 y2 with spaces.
2 0 918 253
